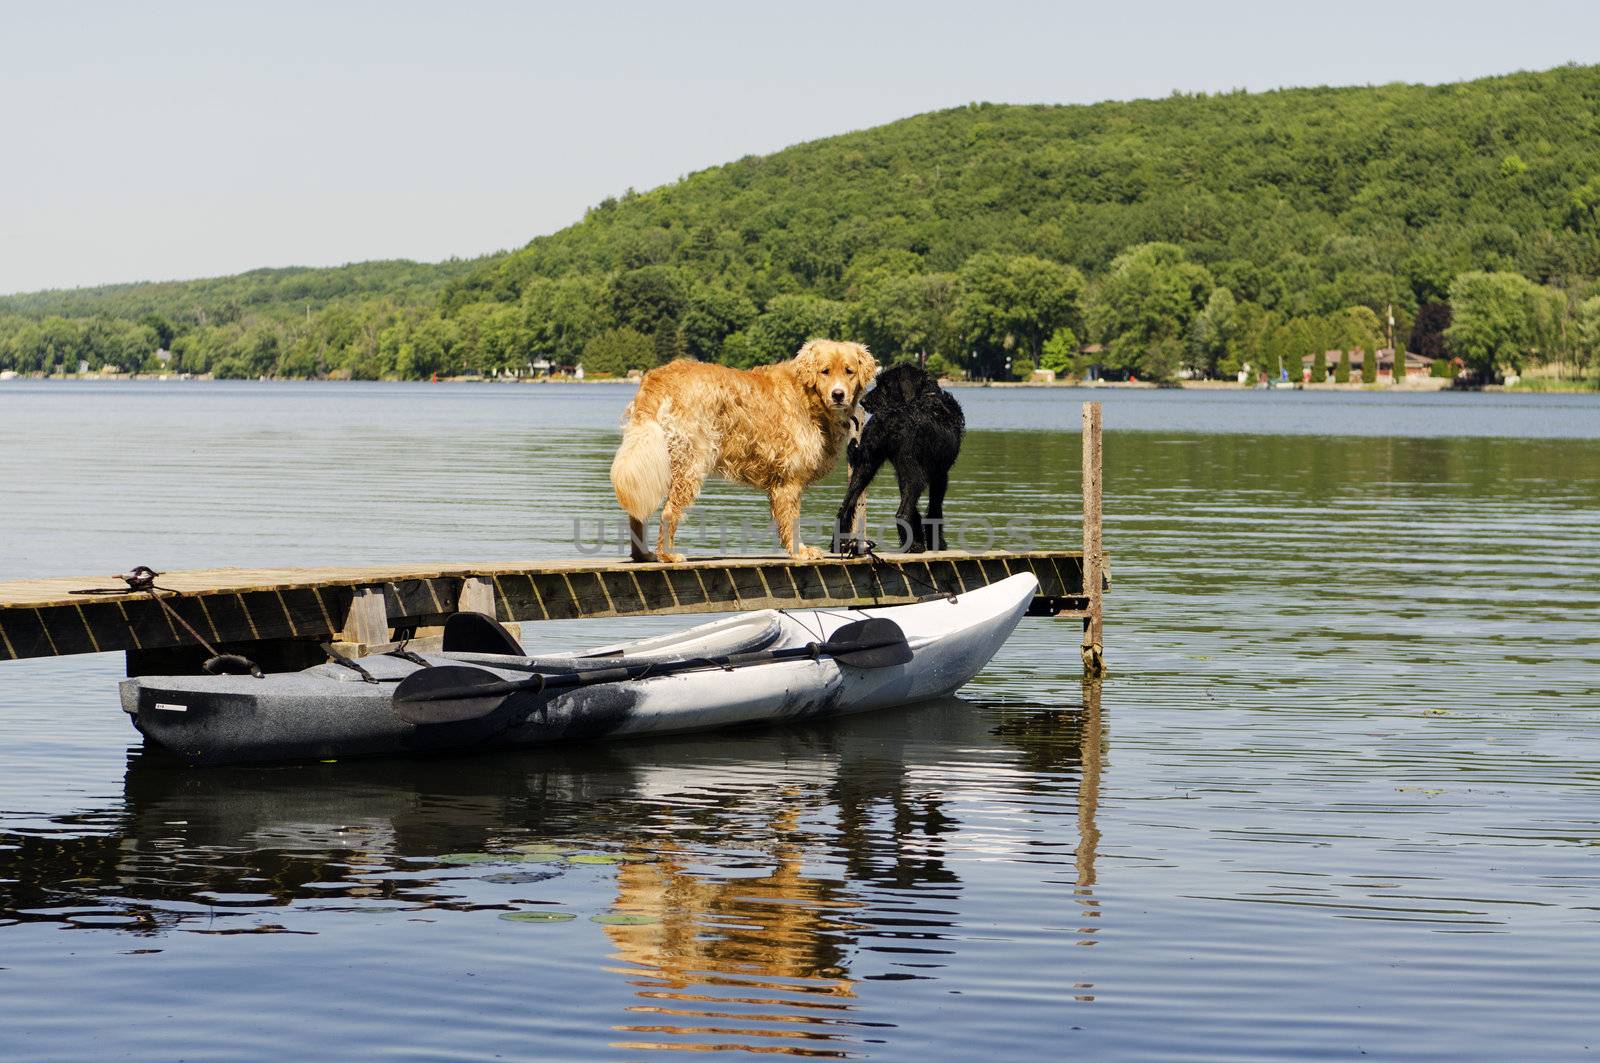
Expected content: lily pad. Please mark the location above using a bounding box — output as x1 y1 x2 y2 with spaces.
437 851 563 866
591 912 660 926
499 911 577 923
566 852 654 865
483 870 561 884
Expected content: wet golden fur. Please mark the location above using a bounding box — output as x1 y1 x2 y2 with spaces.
611 340 878 562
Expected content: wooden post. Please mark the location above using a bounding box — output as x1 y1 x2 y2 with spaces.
1081 401 1105 675
457 576 497 617
339 586 389 648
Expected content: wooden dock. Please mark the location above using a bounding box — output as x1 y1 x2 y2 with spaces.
0 403 1107 676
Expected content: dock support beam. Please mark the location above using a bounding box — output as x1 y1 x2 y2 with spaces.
1081 401 1105 676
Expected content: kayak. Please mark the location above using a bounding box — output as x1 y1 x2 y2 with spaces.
121 572 1038 765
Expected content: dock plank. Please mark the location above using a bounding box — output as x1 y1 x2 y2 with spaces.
0 551 1089 664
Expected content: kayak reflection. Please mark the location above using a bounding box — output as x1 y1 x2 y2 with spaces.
1 686 1105 1033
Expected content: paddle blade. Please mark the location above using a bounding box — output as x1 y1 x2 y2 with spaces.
824 618 913 668
393 665 514 725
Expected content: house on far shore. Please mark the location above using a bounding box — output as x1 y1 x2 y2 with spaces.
1301 348 1435 381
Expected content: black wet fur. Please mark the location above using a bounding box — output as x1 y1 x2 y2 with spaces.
834 364 965 553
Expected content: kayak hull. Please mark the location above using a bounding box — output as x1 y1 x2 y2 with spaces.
121 573 1038 765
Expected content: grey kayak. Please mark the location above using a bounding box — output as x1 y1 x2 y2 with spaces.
121 572 1038 765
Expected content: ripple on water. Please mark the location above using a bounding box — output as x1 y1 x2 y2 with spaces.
2 384 1599 1060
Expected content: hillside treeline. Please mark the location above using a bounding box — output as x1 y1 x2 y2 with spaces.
6 64 1600 382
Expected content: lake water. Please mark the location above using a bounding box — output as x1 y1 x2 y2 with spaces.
1 381 1598 1061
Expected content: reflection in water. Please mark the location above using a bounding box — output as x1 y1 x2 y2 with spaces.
7 386 1598 1059
0 693 1103 1056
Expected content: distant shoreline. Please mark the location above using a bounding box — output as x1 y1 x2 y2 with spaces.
2 372 1594 395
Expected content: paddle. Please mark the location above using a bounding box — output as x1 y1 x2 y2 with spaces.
392 617 912 726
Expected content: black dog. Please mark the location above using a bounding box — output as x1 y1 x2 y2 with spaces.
834 363 965 553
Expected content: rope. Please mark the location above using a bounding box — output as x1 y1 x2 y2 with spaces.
71 565 263 678
323 643 381 684
853 542 959 603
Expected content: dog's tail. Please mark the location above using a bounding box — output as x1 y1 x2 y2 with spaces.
610 410 671 521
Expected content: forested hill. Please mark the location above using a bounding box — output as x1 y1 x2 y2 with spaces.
0 259 484 319
6 63 1600 381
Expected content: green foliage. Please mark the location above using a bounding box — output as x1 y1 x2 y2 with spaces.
680 285 756 361
924 352 955 378
1089 243 1211 381
1446 270 1543 378
738 294 846 367
1335 349 1351 384
581 327 655 376
954 253 1084 379
1040 326 1080 376
653 322 686 364
1576 295 1600 375
8 64 1600 379
1012 357 1036 380
846 270 958 365
1187 288 1237 378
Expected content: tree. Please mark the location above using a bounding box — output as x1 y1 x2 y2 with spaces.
1575 295 1600 378
137 312 175 350
581 327 655 376
1335 306 1383 357
739 294 846 366
955 253 1085 380
521 276 609 362
1040 326 1080 376
1087 243 1212 382
608 266 688 334
1446 271 1542 380
1186 288 1237 379
680 286 756 361
1410 301 1452 362
1335 349 1351 384
653 321 686 364
846 271 959 365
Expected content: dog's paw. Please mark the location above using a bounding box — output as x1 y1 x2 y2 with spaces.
791 545 826 561
832 536 867 557
904 541 927 554
655 550 686 564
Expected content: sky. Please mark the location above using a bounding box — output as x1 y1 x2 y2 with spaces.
3 0 1598 294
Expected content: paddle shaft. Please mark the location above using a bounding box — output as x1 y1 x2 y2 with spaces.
405 636 906 704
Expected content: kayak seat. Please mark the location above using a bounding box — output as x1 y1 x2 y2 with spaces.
442 611 525 655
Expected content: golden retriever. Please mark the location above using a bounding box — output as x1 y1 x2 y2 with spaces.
611 339 877 562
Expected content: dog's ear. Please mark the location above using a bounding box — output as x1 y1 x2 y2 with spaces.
852 344 878 386
895 366 923 404
792 340 823 388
